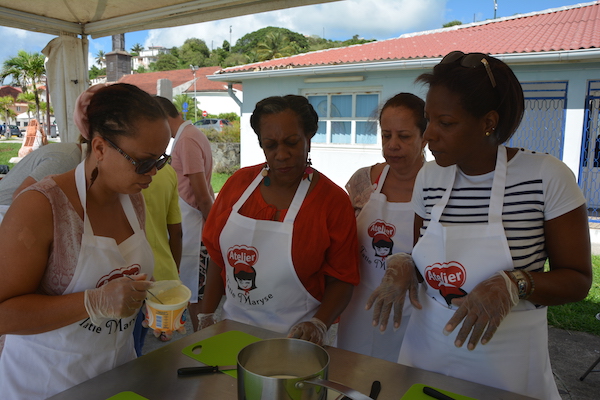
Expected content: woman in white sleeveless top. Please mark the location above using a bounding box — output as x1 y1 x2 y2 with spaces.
0 83 171 399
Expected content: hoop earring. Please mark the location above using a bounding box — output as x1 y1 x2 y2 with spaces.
261 163 270 186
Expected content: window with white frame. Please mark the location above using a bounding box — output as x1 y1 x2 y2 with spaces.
304 89 381 145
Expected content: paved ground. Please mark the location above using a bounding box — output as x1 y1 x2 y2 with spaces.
141 318 600 399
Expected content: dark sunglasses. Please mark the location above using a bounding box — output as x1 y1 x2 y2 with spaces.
440 51 497 88
104 137 170 174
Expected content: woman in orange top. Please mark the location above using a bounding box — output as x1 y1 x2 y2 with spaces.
199 95 360 345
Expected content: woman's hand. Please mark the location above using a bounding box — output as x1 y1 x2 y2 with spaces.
84 274 152 325
366 253 421 331
444 271 518 350
287 317 327 345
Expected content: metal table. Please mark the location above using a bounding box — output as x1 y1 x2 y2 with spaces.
49 320 537 400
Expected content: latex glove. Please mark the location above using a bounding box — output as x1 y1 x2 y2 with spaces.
84 274 151 326
444 271 519 350
287 317 327 345
197 312 217 330
365 253 422 332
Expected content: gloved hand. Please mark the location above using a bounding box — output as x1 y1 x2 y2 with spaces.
197 312 217 330
366 252 422 332
444 271 519 350
84 274 151 326
287 317 327 345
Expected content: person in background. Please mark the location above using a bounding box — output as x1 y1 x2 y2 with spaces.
133 163 183 354
0 83 171 399
0 139 87 222
154 96 215 332
337 93 426 362
368 51 592 400
198 95 360 345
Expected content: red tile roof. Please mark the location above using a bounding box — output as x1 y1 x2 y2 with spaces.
219 2 600 73
118 66 241 94
0 85 23 99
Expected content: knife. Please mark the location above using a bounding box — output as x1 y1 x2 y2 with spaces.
341 380 381 400
422 386 457 400
177 365 238 376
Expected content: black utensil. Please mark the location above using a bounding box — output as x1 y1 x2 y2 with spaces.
422 386 457 400
369 380 381 399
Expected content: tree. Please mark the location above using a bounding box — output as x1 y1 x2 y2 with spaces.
153 53 179 71
256 31 296 61
95 50 106 67
172 94 200 122
0 95 16 125
1 50 46 123
232 27 309 55
179 38 210 68
130 43 144 56
443 20 462 28
89 65 106 80
17 92 35 120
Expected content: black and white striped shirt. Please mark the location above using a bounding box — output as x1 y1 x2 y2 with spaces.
412 148 586 272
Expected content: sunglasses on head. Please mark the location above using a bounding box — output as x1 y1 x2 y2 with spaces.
440 51 497 88
104 137 170 175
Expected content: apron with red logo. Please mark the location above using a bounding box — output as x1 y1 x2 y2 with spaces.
338 164 414 362
0 162 154 399
399 146 559 400
220 169 320 333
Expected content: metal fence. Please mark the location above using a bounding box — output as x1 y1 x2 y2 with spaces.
580 80 600 217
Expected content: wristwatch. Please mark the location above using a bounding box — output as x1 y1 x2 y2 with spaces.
507 270 528 299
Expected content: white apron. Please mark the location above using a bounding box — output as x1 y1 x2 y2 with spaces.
337 165 414 362
399 146 559 400
220 169 320 334
0 162 154 399
173 120 203 303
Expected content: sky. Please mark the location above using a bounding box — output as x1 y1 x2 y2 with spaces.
0 0 591 75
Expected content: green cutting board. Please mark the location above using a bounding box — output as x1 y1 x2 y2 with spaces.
106 392 148 400
400 383 477 400
181 330 261 378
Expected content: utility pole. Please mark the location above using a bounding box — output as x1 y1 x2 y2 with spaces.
190 65 198 121
494 0 498 19
229 26 232 51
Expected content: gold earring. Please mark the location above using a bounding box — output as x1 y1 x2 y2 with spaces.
485 131 491 136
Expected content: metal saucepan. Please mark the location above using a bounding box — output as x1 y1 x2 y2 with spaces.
237 338 372 400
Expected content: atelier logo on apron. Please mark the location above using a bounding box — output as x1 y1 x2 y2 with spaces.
424 261 468 307
226 245 274 305
360 219 396 270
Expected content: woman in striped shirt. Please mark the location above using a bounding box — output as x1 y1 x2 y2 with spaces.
368 51 592 400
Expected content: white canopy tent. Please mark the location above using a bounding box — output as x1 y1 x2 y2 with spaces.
0 0 341 142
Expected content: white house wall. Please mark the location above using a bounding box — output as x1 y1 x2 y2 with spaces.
238 61 599 189
194 91 243 116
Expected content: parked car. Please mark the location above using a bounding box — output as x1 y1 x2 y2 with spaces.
8 125 22 138
193 118 232 132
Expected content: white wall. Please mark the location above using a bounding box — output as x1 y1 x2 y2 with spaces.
234 61 599 189
194 90 243 116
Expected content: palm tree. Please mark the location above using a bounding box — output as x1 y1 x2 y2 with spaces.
17 92 36 122
0 95 15 125
256 32 296 61
1 50 45 123
95 50 106 67
130 43 144 55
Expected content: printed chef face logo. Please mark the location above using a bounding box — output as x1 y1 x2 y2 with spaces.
96 265 142 288
227 245 258 294
368 220 395 259
424 261 468 306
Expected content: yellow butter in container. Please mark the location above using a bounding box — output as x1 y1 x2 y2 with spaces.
145 280 191 332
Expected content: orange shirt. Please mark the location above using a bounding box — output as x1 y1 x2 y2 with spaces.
203 164 360 301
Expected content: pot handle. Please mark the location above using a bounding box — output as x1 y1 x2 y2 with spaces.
296 377 373 400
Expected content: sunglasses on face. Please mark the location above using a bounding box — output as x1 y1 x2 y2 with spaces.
103 137 170 175
440 51 497 88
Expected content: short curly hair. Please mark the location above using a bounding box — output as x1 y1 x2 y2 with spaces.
250 95 318 146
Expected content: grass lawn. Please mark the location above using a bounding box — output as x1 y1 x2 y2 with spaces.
547 255 600 336
0 143 22 169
